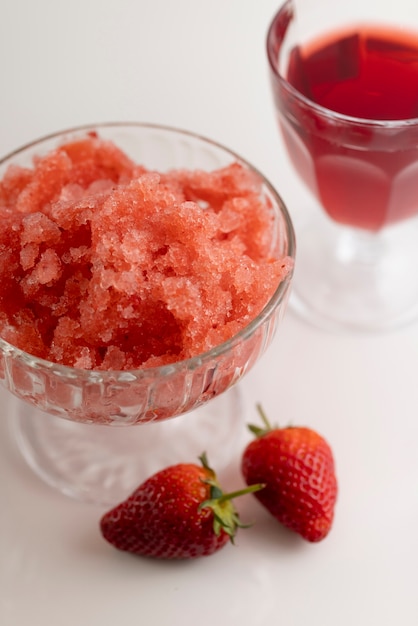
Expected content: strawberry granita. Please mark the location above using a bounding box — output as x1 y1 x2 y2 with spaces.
0 132 292 370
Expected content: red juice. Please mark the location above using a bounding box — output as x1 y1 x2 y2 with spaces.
271 22 418 231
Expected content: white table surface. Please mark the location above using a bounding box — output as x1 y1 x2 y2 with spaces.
1 1 418 624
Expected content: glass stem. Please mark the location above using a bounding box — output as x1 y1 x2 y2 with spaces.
335 227 386 266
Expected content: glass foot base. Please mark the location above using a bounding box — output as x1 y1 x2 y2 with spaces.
290 215 418 333
9 386 244 506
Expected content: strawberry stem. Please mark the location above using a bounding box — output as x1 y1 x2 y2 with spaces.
256 403 272 429
247 403 274 438
196 453 265 542
217 483 265 503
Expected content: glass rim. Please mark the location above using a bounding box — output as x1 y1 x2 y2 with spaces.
0 121 296 381
266 0 418 129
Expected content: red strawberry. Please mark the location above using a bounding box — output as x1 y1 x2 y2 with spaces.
100 453 263 559
241 405 337 542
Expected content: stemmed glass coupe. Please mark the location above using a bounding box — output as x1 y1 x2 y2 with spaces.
0 123 295 506
267 0 418 331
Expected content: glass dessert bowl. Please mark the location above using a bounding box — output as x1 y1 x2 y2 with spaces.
0 122 295 505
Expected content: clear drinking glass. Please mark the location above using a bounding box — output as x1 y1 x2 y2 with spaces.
0 122 295 505
267 0 418 331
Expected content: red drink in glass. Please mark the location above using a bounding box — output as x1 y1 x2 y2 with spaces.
266 0 418 331
268 4 418 232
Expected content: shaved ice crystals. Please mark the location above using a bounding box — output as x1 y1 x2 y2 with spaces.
0 133 292 371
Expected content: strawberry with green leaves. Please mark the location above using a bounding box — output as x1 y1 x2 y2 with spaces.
100 453 263 559
242 405 337 542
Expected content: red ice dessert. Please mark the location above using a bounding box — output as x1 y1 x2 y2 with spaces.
0 133 291 371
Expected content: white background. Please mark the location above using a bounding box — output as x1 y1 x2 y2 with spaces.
1 1 418 625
